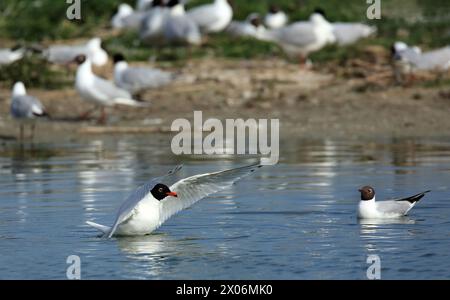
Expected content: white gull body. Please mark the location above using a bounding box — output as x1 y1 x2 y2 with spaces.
264 9 288 29
75 57 145 107
44 38 108 66
187 0 232 33
0 48 25 65
163 2 201 45
114 60 174 94
332 22 377 46
260 13 336 58
11 82 46 119
358 191 430 219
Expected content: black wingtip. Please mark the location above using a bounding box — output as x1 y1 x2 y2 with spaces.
397 190 431 204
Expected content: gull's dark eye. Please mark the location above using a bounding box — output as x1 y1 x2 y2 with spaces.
158 188 163 193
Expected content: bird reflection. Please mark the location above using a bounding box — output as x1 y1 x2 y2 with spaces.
359 217 416 253
116 233 201 278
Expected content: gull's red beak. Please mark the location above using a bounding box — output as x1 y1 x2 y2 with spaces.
166 191 178 197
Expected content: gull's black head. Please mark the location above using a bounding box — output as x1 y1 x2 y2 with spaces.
167 0 180 8
359 186 375 201
153 0 165 7
113 53 126 64
151 183 178 201
269 5 280 14
10 44 23 51
249 14 262 28
74 54 87 65
313 7 326 18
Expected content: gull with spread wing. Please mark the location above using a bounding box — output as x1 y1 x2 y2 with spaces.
86 163 261 238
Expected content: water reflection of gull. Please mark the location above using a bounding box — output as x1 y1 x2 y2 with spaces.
116 234 200 278
359 217 416 252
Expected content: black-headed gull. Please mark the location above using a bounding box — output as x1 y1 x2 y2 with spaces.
0 46 25 65
139 0 169 44
10 82 48 140
43 38 108 67
260 9 336 65
392 41 450 71
74 55 147 123
113 53 175 96
358 186 430 219
163 0 201 45
187 0 233 33
226 13 267 39
264 5 288 29
86 163 261 237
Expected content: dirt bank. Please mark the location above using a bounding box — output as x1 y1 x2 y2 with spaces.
1 55 450 142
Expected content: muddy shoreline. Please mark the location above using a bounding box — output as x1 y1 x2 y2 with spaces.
1 57 450 143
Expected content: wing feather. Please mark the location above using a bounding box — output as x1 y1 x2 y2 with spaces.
159 163 261 225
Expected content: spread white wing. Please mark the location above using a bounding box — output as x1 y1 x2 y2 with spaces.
106 165 183 238
159 163 261 225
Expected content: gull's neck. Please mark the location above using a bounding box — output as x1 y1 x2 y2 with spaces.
114 61 128 81
361 196 376 203
171 4 185 16
77 59 94 82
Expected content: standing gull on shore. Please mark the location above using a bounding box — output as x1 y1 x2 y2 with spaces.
10 82 48 140
139 0 169 45
332 22 377 46
226 13 267 39
187 0 233 33
0 46 25 65
74 55 147 123
43 38 108 67
392 41 450 71
163 0 201 46
264 5 288 29
113 53 175 97
259 10 336 65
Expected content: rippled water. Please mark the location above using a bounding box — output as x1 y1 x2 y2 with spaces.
0 136 449 279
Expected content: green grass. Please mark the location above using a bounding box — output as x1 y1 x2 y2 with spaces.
1 0 450 86
0 54 72 89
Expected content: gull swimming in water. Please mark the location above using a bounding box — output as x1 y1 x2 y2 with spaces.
187 0 233 33
0 46 25 65
74 55 147 123
113 53 175 96
43 38 108 67
163 0 201 46
260 9 336 65
86 163 261 237
358 186 430 219
10 82 48 140
264 5 288 29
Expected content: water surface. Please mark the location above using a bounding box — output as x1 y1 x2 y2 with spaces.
0 136 449 279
